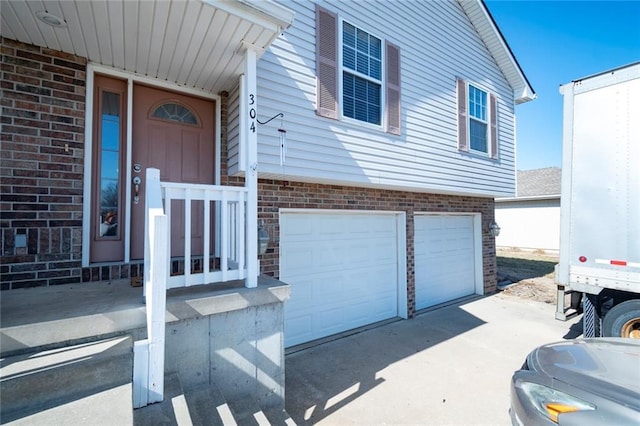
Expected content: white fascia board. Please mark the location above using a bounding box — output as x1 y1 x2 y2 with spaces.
495 194 561 202
202 0 295 34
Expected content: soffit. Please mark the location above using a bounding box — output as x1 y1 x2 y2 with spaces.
0 0 294 94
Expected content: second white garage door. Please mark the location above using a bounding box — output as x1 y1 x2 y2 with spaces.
280 211 400 347
414 214 478 311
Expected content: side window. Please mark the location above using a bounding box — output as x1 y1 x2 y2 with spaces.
90 75 127 263
316 5 401 135
457 78 498 158
98 92 122 238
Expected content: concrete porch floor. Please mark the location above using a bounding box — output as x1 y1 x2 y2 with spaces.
1 275 290 356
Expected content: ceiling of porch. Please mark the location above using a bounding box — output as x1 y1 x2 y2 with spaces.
0 0 294 94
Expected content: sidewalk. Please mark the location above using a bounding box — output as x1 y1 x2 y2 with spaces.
285 293 581 425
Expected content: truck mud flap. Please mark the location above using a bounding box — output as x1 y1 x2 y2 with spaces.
583 293 601 337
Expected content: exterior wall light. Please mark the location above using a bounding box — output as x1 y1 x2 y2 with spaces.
489 221 501 237
258 225 270 255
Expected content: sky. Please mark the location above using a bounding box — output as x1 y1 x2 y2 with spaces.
484 1 640 171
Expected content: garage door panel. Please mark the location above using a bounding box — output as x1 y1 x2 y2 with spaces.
282 212 399 347
415 215 476 311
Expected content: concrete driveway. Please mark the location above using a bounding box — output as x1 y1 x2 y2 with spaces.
285 293 581 425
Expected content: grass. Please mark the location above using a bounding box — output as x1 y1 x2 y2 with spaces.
497 249 558 281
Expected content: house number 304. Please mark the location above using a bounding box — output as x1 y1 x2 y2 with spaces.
249 93 256 133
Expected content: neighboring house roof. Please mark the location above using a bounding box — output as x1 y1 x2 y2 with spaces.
457 0 536 104
518 167 561 197
497 167 561 201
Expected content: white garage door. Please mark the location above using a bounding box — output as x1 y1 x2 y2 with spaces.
414 214 477 311
281 211 399 347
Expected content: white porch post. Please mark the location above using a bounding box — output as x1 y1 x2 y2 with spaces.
243 48 259 288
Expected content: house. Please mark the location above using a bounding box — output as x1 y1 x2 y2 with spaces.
495 167 561 254
0 0 534 418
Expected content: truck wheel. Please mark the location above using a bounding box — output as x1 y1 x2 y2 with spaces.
602 300 640 338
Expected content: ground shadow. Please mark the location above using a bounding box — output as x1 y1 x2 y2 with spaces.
497 256 557 281
284 297 486 425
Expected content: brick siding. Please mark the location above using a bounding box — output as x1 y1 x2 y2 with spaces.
1 38 86 289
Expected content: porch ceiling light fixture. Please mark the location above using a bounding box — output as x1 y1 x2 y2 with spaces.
257 112 287 165
35 10 67 27
489 221 501 237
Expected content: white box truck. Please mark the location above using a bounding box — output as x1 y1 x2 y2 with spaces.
555 62 640 338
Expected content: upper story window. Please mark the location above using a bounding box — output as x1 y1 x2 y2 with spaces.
316 5 401 135
457 78 498 159
342 22 382 125
468 85 488 152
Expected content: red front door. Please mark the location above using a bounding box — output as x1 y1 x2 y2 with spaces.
130 84 215 260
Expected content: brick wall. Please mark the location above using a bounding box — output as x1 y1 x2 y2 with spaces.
255 180 497 318
1 38 86 290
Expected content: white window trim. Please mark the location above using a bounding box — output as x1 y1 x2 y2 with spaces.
338 18 386 131
466 82 492 156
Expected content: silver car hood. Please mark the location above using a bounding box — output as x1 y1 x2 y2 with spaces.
529 338 640 410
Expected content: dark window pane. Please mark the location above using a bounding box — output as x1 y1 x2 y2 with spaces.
356 52 368 75
368 104 380 125
152 103 198 125
344 73 354 95
370 59 381 80
370 37 381 60
356 28 369 53
343 45 356 70
343 72 380 125
343 23 356 48
470 119 488 152
354 77 367 100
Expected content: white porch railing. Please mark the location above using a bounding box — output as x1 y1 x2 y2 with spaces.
162 179 248 288
133 168 250 407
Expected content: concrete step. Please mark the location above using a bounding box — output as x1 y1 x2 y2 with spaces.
0 335 133 424
134 372 193 426
183 383 235 426
133 373 296 426
225 396 270 426
262 407 297 426
224 396 296 426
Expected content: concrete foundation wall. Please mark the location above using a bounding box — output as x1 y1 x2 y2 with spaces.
161 301 285 408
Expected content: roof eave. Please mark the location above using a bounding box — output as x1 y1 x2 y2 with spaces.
458 0 536 104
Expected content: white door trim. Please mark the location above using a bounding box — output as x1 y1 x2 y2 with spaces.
82 63 221 267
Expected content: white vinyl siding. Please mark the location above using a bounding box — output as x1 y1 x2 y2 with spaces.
227 81 241 175
230 0 517 197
